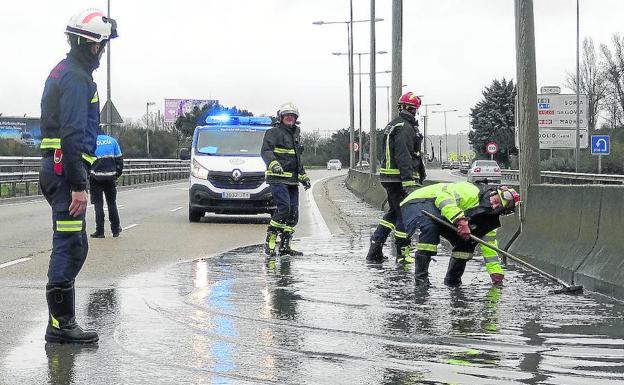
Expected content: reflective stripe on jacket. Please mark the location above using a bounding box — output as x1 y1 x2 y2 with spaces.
261 123 307 185
379 111 425 186
401 181 481 223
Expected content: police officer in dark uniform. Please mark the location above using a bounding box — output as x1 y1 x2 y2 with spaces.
89 130 124 238
261 102 311 256
366 92 426 265
39 8 117 344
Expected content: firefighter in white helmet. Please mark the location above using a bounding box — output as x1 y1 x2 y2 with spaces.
39 8 117 344
261 102 311 256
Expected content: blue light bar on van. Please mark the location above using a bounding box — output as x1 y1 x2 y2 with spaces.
203 115 273 126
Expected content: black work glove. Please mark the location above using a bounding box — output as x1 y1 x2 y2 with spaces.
303 179 311 190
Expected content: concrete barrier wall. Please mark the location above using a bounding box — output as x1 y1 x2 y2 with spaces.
508 184 624 301
346 171 624 300
575 187 624 299
509 185 601 284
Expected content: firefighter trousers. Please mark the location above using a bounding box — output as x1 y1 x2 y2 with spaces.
371 182 408 244
39 158 88 285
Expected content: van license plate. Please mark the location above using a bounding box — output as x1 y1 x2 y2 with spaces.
222 192 250 199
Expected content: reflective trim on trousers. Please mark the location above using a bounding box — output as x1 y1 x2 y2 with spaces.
417 242 438 252
379 219 395 230
395 230 408 239
451 251 473 260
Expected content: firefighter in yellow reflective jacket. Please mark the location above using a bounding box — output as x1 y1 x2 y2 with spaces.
400 181 519 286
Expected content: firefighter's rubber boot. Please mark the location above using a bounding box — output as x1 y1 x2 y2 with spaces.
45 283 98 344
279 232 303 256
444 257 467 287
395 240 414 265
365 238 385 262
414 252 433 286
264 228 279 256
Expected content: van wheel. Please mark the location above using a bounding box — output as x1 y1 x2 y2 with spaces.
189 207 203 222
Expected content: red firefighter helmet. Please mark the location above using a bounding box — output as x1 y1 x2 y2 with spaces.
397 92 422 109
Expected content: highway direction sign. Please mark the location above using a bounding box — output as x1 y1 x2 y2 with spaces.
537 94 588 129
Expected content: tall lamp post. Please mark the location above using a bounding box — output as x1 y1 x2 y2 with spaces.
457 114 472 155
333 50 387 165
431 109 458 161
421 103 441 163
146 102 155 158
313 14 384 168
376 84 407 122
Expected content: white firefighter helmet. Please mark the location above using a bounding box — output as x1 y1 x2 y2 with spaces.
278 102 299 119
66 8 118 43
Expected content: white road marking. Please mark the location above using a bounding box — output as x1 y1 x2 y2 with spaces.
0 258 32 269
122 224 139 231
170 206 183 212
306 175 333 237
0 199 46 207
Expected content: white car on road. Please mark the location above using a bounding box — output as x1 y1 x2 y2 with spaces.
327 159 342 170
466 160 502 184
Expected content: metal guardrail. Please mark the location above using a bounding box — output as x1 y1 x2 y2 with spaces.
501 169 624 185
0 157 190 199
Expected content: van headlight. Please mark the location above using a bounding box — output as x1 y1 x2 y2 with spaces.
191 159 209 179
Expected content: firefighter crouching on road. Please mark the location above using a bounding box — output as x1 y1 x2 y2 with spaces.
400 182 520 286
261 102 311 256
89 129 124 238
38 8 117 344
366 92 426 265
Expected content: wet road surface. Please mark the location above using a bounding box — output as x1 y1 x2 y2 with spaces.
3 174 624 384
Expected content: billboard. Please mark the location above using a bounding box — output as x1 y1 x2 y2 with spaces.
164 99 218 122
0 117 41 143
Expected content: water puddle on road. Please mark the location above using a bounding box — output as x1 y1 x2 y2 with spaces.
5 233 624 384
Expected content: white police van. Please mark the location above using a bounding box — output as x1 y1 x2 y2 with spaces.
188 115 275 222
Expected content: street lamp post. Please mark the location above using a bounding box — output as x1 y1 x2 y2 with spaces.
333 51 387 165
457 114 472 154
432 109 458 161
376 84 407 122
421 103 441 163
313 14 384 168
146 102 155 158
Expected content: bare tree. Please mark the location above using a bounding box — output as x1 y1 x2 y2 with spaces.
566 37 608 131
600 34 624 127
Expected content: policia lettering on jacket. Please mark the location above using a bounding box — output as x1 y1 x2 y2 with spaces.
38 8 117 344
261 102 311 257
366 92 426 265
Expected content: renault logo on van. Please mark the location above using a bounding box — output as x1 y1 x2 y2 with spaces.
232 169 242 181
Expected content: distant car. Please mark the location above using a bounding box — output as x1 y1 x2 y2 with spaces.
327 159 342 170
459 162 470 174
356 160 370 168
441 161 451 169
467 160 502 184
450 161 461 170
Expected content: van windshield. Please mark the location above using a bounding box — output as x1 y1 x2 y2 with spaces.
196 128 266 156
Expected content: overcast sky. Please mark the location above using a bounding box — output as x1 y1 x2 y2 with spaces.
2 0 623 136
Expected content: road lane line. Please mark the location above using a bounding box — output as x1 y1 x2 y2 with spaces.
307 176 332 237
0 258 32 269
122 224 139 231
170 206 183 212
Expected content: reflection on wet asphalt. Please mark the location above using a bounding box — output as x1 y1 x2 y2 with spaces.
4 178 624 384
